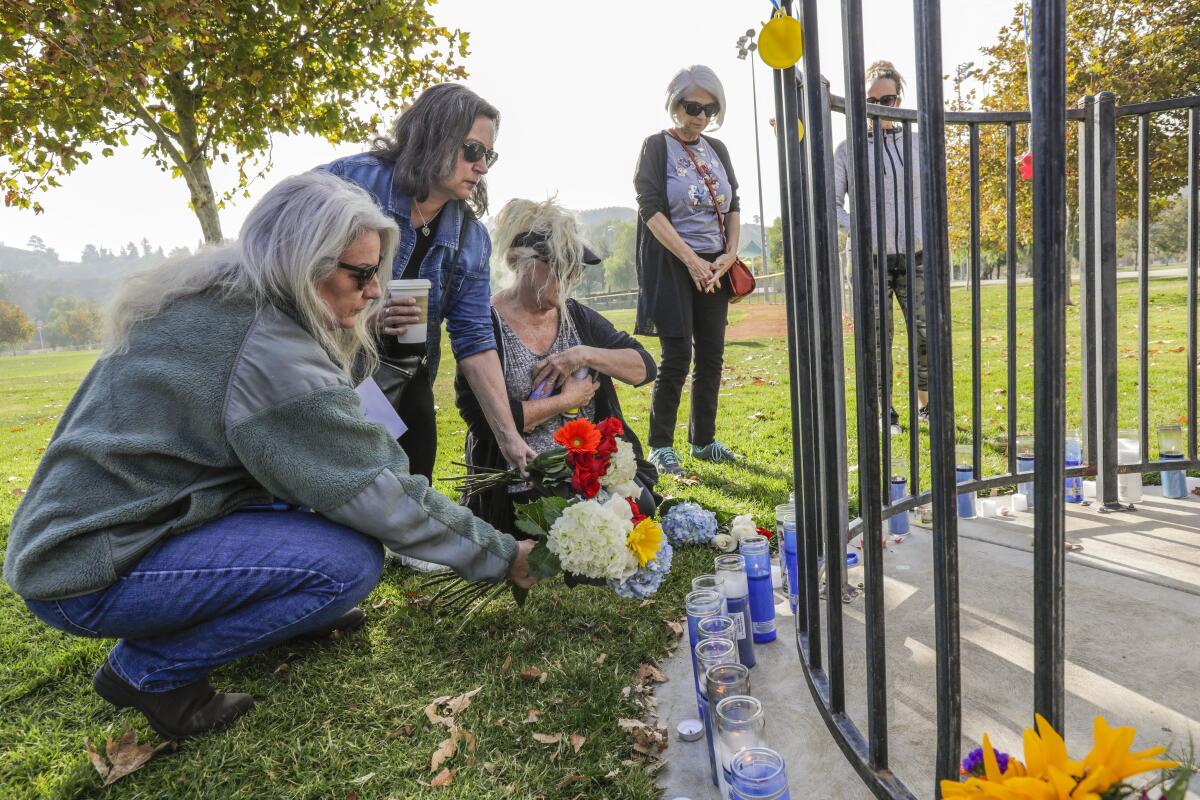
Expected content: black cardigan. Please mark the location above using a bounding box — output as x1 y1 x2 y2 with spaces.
454 299 660 534
633 131 741 337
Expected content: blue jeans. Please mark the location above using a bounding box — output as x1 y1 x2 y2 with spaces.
26 512 383 692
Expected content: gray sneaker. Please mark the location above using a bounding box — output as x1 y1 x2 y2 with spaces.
692 440 738 463
649 446 684 475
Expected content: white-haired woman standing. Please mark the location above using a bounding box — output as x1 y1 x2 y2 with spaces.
4 172 535 742
634 65 742 476
456 198 659 534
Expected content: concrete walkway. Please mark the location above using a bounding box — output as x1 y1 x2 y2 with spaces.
656 487 1200 799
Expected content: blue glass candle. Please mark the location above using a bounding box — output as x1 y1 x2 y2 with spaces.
715 695 766 791
692 574 728 615
706 663 752 800
730 747 790 799
1159 424 1188 499
698 614 737 645
714 555 756 668
780 512 799 614
685 589 723 703
738 534 776 643
956 444 976 517
1065 432 1083 503
888 476 910 535
694 638 738 786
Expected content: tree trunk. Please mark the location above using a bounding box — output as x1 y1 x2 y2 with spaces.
180 160 223 244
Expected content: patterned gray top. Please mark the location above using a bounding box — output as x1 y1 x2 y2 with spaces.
665 133 732 254
495 306 596 459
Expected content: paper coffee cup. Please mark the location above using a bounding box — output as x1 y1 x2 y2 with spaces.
387 278 432 344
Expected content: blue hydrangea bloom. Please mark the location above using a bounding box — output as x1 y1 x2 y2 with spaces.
661 502 717 546
610 541 674 599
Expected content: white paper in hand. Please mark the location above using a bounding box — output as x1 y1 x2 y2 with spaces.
355 378 407 439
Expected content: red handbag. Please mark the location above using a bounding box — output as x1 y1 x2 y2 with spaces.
665 130 757 302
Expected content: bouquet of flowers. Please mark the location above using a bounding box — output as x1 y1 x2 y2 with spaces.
429 418 672 616
942 714 1192 800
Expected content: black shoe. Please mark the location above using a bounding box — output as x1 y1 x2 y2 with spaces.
296 607 366 640
93 662 255 741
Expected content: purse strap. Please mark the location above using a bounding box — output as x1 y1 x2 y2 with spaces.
665 129 730 254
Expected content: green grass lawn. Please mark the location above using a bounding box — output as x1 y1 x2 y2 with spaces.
0 280 1193 798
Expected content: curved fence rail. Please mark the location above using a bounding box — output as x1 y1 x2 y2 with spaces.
772 0 1200 797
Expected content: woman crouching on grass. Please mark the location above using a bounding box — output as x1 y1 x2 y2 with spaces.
455 198 660 536
3 171 535 741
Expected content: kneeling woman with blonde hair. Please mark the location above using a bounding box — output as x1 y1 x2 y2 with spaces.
456 198 660 534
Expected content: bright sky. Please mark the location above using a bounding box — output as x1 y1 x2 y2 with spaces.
0 0 1017 260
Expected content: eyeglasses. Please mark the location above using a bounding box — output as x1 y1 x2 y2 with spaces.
337 261 381 290
462 141 499 167
867 94 900 106
680 99 721 119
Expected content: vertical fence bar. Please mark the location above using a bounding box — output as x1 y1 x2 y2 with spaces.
1007 123 1019 475
874 115 894 496
780 48 824 671
969 123 983 477
801 0 845 716
1190 107 1199 463
819 75 854 615
1030 0 1067 731
913 0 962 787
771 64 807 639
1138 114 1151 466
1093 93 1120 508
904 119 920 493
1078 97 1097 469
840 0 888 770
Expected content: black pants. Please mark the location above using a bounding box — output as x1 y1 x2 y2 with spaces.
396 367 437 481
648 273 730 449
877 252 929 397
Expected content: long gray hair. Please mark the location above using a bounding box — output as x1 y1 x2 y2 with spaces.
102 171 398 376
372 83 499 218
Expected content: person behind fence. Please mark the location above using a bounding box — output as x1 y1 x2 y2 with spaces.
319 83 535 482
2 172 536 742
456 198 660 533
634 65 743 477
832 60 929 435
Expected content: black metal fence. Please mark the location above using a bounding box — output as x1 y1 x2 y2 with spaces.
773 0 1200 797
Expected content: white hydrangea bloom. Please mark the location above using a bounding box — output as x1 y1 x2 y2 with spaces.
547 495 638 580
601 439 639 497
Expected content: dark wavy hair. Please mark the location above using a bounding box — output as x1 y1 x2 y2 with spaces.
372 83 500 218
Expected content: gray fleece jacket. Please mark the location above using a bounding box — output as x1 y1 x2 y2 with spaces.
832 126 923 256
4 289 516 601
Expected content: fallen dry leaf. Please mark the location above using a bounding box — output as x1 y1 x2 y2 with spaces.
594 653 607 666
501 655 513 673
665 620 684 640
371 597 390 609
532 732 563 745
519 667 546 683
424 695 453 727
444 686 482 716
634 662 668 686
639 599 655 608
430 768 455 787
557 772 586 789
85 731 174 787
570 734 587 754
430 732 459 771
521 709 541 725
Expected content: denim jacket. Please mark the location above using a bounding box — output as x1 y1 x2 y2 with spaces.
318 153 496 380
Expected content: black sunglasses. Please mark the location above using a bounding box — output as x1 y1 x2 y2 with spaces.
337 261 381 290
680 99 720 119
462 141 499 167
867 94 900 106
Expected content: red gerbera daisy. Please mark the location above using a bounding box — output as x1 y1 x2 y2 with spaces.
554 419 601 454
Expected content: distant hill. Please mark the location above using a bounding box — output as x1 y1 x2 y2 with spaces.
577 207 637 227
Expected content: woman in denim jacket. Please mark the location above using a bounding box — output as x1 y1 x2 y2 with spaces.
321 84 535 478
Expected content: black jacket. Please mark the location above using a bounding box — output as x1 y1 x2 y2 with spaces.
633 131 741 337
454 299 659 534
